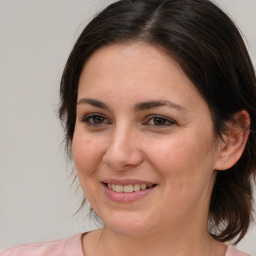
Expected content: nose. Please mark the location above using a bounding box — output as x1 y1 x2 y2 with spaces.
103 125 144 171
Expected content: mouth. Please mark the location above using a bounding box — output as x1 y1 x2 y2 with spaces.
103 183 156 193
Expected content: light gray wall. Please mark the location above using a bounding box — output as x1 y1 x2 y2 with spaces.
0 0 255 253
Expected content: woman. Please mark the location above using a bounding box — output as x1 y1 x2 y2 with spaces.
2 0 256 255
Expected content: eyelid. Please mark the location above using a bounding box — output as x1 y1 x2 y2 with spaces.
144 114 176 126
80 112 176 128
81 113 112 127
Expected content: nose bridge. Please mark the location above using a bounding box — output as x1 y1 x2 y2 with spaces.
103 122 143 170
113 122 133 149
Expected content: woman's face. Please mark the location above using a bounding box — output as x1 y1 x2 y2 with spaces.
72 42 223 236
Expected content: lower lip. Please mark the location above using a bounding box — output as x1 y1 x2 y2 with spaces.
103 184 156 203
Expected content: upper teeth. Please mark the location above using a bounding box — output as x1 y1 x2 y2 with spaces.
108 183 153 193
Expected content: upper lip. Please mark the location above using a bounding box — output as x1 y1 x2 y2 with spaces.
102 178 156 186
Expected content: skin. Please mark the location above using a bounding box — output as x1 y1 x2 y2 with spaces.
72 42 247 256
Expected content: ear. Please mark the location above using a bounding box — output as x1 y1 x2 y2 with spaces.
214 110 250 171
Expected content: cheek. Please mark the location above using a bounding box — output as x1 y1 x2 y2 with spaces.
72 131 102 178
150 134 216 214
72 133 104 202
147 130 216 185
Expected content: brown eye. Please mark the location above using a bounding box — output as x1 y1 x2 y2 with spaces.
92 116 105 124
146 115 175 127
153 117 168 125
82 114 110 127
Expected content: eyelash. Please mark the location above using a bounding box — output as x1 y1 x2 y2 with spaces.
145 115 176 127
81 113 176 128
81 113 111 127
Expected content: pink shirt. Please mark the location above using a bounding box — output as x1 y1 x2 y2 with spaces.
1 233 253 256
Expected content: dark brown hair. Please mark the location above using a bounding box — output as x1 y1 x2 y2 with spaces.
59 0 256 244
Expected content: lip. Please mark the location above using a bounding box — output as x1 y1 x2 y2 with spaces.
102 178 157 203
102 178 155 186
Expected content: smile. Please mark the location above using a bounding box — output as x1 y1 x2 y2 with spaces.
103 181 157 203
107 183 154 193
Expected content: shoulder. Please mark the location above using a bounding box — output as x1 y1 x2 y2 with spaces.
0 233 84 256
226 245 253 256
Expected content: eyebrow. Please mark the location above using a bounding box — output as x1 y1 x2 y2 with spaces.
77 98 187 112
77 98 109 109
135 100 187 112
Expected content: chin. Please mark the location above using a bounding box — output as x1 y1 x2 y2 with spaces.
108 223 152 237
100 211 156 237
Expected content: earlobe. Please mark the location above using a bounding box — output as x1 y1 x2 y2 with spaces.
214 110 250 171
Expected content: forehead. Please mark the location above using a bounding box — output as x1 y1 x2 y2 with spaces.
77 42 209 115
79 42 195 92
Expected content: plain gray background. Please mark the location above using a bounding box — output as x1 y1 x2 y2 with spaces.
0 0 255 253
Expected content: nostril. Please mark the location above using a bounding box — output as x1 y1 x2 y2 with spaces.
103 149 144 171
